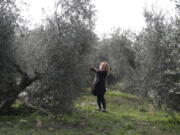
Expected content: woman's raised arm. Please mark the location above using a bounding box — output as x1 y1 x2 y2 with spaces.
90 67 98 72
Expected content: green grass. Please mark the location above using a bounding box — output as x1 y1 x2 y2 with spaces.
0 90 180 135
108 82 126 91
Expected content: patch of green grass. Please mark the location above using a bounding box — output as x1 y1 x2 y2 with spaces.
0 90 180 135
107 90 138 100
74 90 180 135
11 100 23 108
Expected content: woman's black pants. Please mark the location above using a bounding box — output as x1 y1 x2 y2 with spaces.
97 94 106 110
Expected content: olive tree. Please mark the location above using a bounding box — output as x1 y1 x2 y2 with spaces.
0 0 42 114
133 9 180 110
24 0 96 113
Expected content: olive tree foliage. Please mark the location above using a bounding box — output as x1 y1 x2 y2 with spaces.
21 0 96 113
0 0 42 114
0 0 18 108
133 9 180 110
0 0 17 77
108 30 136 83
174 0 180 70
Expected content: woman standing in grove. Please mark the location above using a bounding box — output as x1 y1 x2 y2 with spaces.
90 61 110 112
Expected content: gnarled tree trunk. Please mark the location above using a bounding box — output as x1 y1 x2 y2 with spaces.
0 64 42 115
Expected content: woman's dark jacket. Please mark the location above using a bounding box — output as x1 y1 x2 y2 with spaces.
91 67 107 96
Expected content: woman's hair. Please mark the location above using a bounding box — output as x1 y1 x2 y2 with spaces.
99 61 110 72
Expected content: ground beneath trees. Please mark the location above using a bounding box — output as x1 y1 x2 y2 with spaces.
0 90 180 135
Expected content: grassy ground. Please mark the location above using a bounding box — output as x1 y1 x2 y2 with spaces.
0 90 180 135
